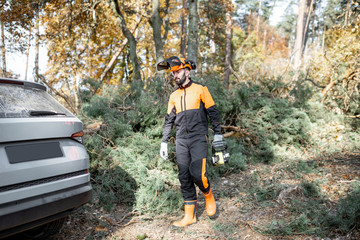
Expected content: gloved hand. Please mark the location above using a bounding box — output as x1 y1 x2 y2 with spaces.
213 134 224 142
160 142 168 160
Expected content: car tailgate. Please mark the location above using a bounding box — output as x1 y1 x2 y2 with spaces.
0 117 83 143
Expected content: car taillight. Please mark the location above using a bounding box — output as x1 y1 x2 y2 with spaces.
71 131 84 144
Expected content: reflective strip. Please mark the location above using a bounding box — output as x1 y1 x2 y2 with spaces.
201 158 209 189
184 200 197 205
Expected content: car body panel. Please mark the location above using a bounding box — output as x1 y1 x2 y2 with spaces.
0 186 91 238
0 139 89 187
0 78 92 237
0 118 83 143
0 178 91 214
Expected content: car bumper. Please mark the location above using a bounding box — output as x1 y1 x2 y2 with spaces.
0 183 92 239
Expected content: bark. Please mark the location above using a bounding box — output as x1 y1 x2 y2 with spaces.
293 0 313 69
162 0 170 42
209 26 216 54
187 0 198 63
73 75 80 109
37 74 77 114
1 21 6 77
302 0 314 55
180 0 187 57
224 9 232 89
346 114 360 119
120 52 126 85
293 0 306 70
311 0 317 44
322 80 335 96
108 0 141 82
150 0 164 64
344 0 353 26
99 15 142 86
256 0 262 36
263 28 267 51
25 27 31 81
321 25 325 52
34 9 40 83
221 125 249 138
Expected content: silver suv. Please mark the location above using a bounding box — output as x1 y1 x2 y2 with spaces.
0 78 92 239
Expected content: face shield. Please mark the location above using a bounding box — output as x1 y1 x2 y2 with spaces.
156 56 196 72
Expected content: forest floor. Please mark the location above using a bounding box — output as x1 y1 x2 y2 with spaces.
30 152 360 240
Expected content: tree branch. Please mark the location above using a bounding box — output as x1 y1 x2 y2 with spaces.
305 78 325 88
162 0 170 41
108 0 142 82
98 15 142 87
228 65 249 87
37 74 77 114
345 114 360 119
322 80 336 96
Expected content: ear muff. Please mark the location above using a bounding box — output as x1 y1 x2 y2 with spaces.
185 60 196 70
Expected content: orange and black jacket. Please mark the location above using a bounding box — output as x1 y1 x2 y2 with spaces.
162 79 222 142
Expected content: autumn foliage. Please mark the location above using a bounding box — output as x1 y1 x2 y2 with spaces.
1 0 360 238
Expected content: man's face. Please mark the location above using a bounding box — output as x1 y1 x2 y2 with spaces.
173 68 188 86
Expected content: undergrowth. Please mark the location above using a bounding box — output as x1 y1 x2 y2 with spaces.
79 73 360 237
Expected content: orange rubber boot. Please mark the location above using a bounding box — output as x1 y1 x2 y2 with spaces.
204 189 216 217
172 200 197 228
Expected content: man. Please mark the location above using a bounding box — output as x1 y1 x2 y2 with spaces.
157 56 224 227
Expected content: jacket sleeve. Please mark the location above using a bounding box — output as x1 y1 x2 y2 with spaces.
202 86 222 135
162 97 176 142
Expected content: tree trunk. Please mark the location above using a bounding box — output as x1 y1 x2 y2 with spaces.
73 74 80 109
37 74 77 113
150 0 164 64
293 0 313 70
187 0 198 63
256 0 262 37
344 0 351 26
25 27 31 81
34 9 40 83
120 52 126 85
224 8 232 89
180 0 187 57
108 0 141 82
162 0 170 42
1 21 6 77
99 15 142 86
302 0 314 56
293 0 307 70
311 0 317 44
321 25 326 52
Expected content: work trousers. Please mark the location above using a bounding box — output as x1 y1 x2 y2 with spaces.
176 135 210 201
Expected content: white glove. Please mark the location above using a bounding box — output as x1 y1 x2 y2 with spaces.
160 142 168 160
214 134 224 142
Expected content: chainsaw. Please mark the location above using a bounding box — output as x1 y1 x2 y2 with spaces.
211 139 230 166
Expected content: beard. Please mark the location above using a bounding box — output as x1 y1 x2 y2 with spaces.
175 73 186 87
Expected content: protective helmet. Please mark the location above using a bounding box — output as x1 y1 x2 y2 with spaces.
157 56 196 72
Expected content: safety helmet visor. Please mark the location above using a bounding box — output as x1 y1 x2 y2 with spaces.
157 56 191 72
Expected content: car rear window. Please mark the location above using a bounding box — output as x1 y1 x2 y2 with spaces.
0 83 74 118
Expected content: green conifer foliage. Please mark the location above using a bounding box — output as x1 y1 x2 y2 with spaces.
80 73 360 216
